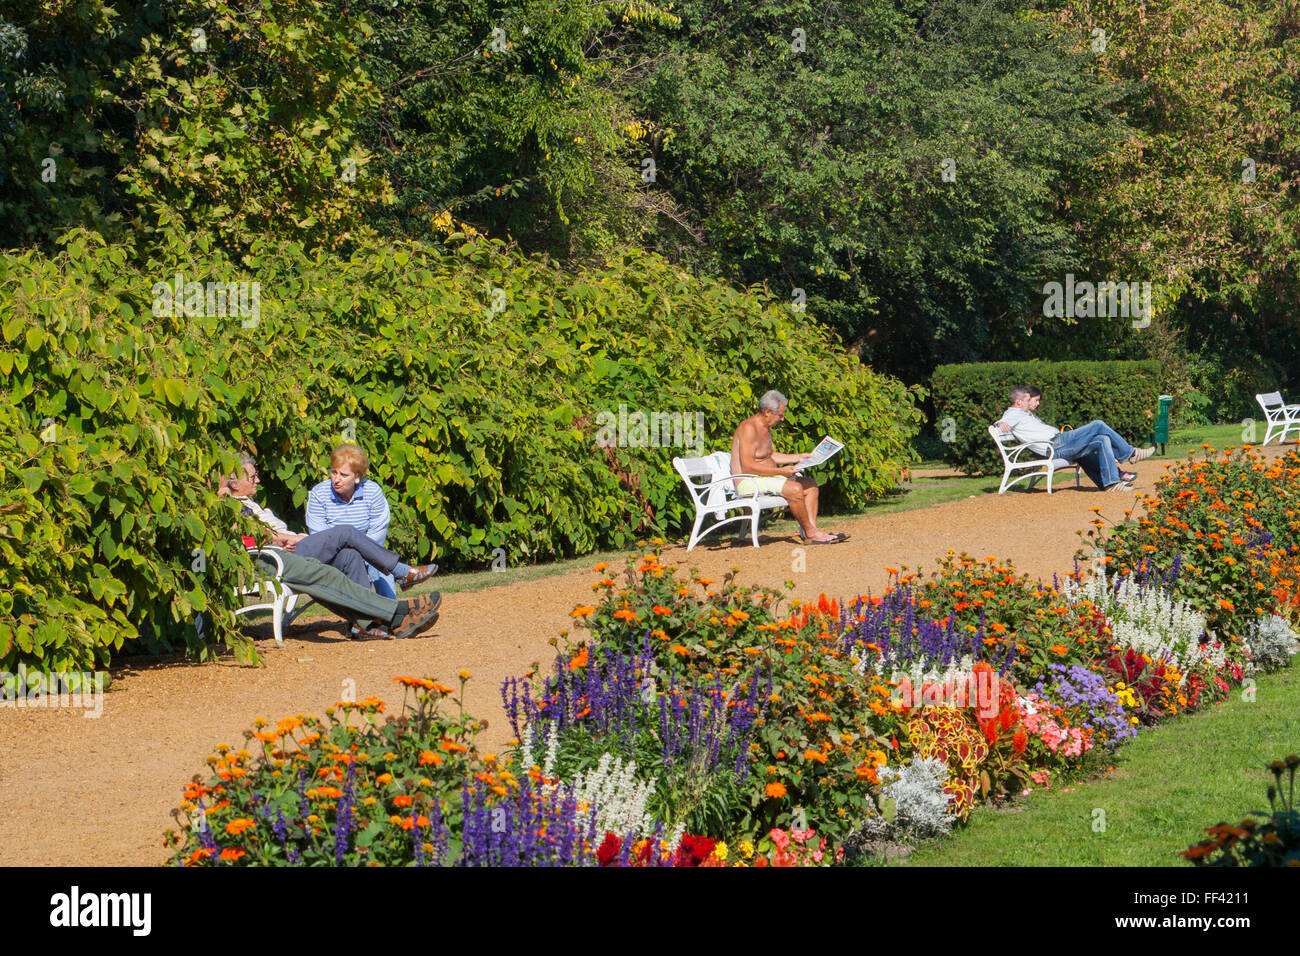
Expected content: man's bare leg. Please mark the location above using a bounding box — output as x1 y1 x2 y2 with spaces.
782 477 839 542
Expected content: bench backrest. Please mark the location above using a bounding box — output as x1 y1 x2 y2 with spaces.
988 424 1052 462
1257 391 1284 410
673 451 733 508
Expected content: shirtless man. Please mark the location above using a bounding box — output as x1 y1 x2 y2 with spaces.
730 390 846 544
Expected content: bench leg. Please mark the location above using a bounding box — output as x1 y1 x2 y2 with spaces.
686 510 708 552
272 589 287 647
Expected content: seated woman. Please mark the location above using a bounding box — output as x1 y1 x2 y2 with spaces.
305 443 400 598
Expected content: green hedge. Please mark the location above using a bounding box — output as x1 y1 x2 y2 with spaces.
0 230 922 673
930 360 1161 475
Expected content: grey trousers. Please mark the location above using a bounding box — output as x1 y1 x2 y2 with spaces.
257 548 399 631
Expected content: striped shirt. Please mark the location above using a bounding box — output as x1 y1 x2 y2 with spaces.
305 478 391 545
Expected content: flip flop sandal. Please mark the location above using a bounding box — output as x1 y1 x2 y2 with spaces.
806 533 849 545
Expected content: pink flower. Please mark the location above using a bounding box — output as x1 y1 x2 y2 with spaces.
1030 770 1050 785
769 828 790 850
791 829 814 843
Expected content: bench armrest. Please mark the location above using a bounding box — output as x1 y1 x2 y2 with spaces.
246 547 286 577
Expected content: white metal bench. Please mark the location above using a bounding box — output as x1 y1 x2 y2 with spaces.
673 451 789 551
233 548 310 646
1256 392 1300 446
988 425 1081 494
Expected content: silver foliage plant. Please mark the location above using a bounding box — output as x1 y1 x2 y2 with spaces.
857 757 955 842
1246 615 1300 674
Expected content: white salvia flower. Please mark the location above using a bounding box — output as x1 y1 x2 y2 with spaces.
1065 571 1206 670
563 752 660 845
518 722 536 772
538 722 560 793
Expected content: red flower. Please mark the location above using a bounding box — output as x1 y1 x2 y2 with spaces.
1012 728 1028 753
596 832 621 867
673 834 718 867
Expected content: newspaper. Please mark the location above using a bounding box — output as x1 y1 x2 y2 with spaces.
798 436 845 470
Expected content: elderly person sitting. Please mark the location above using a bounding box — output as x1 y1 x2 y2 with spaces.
219 453 437 594
730 389 846 544
218 455 440 640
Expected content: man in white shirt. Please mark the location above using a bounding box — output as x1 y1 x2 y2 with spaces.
995 386 1155 491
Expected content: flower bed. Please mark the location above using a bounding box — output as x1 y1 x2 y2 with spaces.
166 447 1300 865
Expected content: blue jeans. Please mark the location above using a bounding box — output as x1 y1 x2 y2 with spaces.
293 525 401 589
1051 420 1136 489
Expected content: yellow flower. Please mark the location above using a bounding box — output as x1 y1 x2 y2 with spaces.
737 840 755 859
713 841 729 859
458 670 472 680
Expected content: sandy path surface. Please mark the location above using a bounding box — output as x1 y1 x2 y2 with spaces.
1 450 1280 865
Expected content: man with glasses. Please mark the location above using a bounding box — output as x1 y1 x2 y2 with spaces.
219 454 440 639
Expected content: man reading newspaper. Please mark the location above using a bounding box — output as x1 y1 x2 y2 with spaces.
730 390 847 544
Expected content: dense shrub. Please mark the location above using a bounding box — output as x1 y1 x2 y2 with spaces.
1 231 920 672
0 238 264 673
930 360 1161 475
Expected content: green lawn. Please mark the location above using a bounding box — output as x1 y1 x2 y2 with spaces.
898 664 1300 867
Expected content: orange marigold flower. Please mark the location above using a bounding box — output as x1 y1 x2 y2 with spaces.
1219 599 1235 611
570 605 596 618
592 562 608 572
392 795 414 808
802 749 828 764
567 647 590 670
1050 644 1068 655
669 645 689 656
612 609 640 622
652 605 672 615
418 750 443 767
219 847 245 861
224 818 255 836
765 782 787 799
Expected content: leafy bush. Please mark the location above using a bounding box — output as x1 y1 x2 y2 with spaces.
2 230 921 671
930 360 1161 475
0 239 266 673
